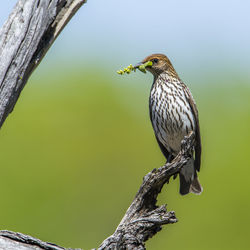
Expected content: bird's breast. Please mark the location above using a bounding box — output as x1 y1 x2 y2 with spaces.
150 79 195 154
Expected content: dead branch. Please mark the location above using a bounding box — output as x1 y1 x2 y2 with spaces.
0 0 86 128
0 230 68 250
0 0 196 249
0 133 195 249
98 132 195 249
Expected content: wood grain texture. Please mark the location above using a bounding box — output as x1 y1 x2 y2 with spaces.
0 1 196 249
0 132 195 249
0 0 86 128
0 230 67 250
98 132 195 249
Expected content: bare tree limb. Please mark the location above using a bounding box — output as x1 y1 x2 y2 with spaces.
0 0 86 128
0 132 195 250
98 132 195 249
0 230 68 250
0 1 196 249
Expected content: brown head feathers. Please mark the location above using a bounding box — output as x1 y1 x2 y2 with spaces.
141 53 179 78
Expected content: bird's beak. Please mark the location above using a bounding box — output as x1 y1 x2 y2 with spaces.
134 61 153 73
134 62 143 69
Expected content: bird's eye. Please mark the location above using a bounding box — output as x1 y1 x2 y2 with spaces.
153 58 159 63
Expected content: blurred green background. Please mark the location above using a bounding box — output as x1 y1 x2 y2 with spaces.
0 1 250 249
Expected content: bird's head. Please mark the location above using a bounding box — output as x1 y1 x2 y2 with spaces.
134 53 178 78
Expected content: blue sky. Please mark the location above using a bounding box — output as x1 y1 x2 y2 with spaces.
1 0 250 76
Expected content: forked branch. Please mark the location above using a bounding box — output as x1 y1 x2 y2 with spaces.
0 0 196 249
0 132 195 249
98 131 195 249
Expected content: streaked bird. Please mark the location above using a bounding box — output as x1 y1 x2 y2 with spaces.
135 54 202 195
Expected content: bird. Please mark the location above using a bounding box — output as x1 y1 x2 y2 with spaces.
134 53 202 195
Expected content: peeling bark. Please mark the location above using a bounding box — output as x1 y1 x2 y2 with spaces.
0 1 196 249
0 133 195 249
98 132 195 249
0 0 86 127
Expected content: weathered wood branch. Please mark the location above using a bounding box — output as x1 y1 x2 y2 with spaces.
0 0 86 128
0 230 69 250
0 0 196 249
0 133 195 250
98 132 195 249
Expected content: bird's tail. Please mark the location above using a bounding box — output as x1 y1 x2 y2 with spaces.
179 158 203 195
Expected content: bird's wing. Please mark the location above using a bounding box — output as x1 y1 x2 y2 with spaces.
155 134 171 161
149 96 171 161
182 82 202 172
